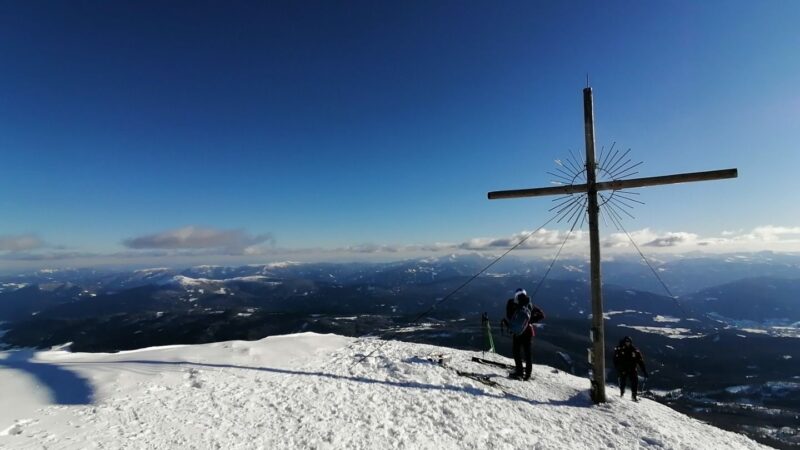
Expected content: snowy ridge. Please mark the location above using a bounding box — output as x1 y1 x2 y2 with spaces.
0 334 766 449
253 261 302 270
168 275 216 287
133 267 172 274
162 274 281 288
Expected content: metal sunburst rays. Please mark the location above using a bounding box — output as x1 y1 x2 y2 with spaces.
549 142 645 230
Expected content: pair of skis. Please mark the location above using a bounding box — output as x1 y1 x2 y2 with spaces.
460 357 522 390
454 369 499 388
471 356 515 371
425 353 520 392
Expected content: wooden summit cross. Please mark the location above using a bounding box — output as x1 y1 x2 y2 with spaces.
487 87 737 403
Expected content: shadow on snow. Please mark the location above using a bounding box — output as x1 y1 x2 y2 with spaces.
0 348 591 409
0 350 94 405
78 358 592 408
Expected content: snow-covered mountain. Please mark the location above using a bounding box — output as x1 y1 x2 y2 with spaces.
0 334 767 449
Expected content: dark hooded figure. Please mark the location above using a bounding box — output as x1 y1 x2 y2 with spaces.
613 336 648 401
501 288 545 381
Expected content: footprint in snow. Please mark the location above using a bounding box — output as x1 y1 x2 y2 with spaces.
641 436 664 447
0 419 36 436
184 368 203 388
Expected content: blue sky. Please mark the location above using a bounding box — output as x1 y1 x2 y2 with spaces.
1 1 799 270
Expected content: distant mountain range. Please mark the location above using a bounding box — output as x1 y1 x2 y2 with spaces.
2 252 799 326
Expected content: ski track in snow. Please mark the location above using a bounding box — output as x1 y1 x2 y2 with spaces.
0 333 767 450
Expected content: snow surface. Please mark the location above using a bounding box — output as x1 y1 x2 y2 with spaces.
0 334 767 449
653 315 681 323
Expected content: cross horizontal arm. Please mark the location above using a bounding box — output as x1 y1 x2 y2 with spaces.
487 168 737 200
594 168 737 192
488 183 589 200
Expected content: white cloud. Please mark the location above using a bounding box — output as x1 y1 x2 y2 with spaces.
747 226 800 241
688 226 800 250
458 229 585 251
644 232 699 248
0 250 97 261
417 242 459 252
343 244 401 254
0 234 46 252
598 226 800 252
603 229 658 248
6 224 800 271
339 225 800 256
122 226 274 254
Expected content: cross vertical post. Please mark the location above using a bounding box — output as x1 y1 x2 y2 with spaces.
583 87 606 403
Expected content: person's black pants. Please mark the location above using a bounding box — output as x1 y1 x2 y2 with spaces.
619 371 639 398
512 328 533 377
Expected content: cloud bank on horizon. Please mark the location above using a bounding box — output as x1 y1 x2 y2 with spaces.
121 226 275 255
1 225 800 270
0 234 46 252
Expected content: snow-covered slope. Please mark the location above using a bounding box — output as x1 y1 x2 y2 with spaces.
0 334 766 449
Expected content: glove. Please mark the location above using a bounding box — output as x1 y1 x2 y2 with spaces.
642 371 649 379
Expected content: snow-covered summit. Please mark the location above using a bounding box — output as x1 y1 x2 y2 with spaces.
0 334 766 449
163 274 278 289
